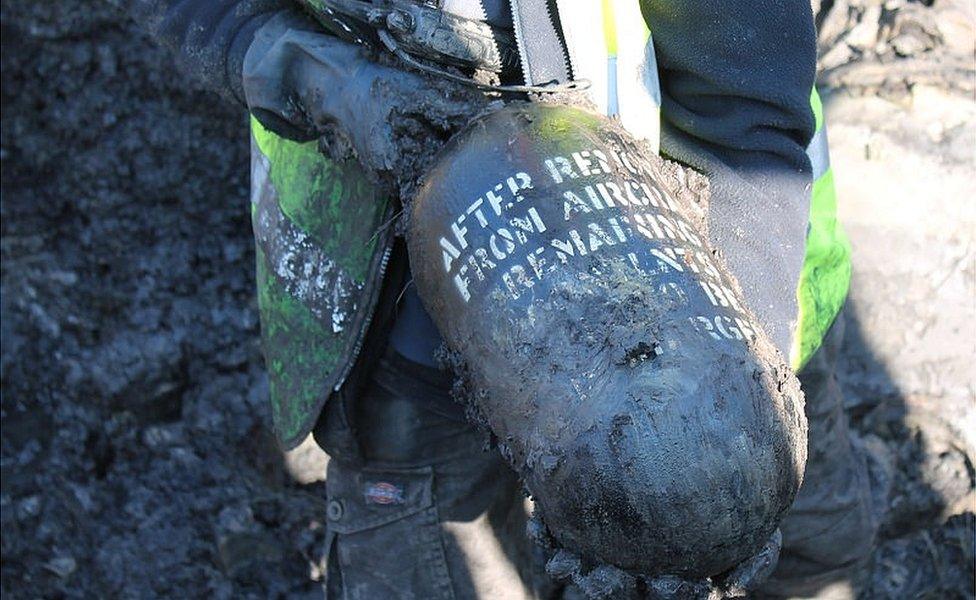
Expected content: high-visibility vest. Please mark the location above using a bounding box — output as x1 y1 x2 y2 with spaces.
250 119 396 448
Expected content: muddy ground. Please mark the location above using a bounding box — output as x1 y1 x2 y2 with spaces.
1 1 973 598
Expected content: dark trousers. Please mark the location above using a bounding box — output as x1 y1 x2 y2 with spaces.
318 350 556 599
318 315 877 599
761 314 879 597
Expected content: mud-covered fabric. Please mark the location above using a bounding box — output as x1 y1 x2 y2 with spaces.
319 350 555 599
762 312 879 596
242 9 489 174
250 117 394 448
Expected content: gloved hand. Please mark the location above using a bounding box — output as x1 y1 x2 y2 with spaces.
242 11 487 176
531 514 782 600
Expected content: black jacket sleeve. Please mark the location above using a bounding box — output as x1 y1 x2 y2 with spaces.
128 0 287 104
641 0 818 358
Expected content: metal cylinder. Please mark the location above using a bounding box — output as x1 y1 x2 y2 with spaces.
407 103 807 577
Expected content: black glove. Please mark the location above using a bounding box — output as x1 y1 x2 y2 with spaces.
242 11 487 175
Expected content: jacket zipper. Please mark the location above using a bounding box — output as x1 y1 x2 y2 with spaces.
508 0 575 86
332 241 393 392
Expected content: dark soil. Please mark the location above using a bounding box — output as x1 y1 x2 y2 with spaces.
1 2 328 598
813 0 975 97
1 1 972 599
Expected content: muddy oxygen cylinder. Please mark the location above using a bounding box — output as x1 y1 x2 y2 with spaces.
407 103 807 577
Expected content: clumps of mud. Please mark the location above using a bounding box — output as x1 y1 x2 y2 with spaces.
385 80 492 199
527 497 784 600
852 398 976 598
317 50 497 221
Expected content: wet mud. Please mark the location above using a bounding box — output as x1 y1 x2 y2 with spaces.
408 104 807 578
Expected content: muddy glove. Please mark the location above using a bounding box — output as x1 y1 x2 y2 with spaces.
533 516 782 600
242 10 485 175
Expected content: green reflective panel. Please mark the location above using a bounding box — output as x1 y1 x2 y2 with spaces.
250 116 389 282
811 88 825 132
792 167 851 370
256 243 344 447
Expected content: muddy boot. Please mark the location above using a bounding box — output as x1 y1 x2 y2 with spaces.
408 103 808 578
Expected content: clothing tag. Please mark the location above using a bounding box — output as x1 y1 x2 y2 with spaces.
363 481 406 505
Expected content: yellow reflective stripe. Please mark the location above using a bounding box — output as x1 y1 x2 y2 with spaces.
601 0 620 116
599 2 651 53
601 0 618 56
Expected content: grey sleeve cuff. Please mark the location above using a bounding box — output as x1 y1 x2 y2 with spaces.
225 10 279 104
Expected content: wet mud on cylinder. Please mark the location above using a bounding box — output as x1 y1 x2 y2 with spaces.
407 103 808 578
